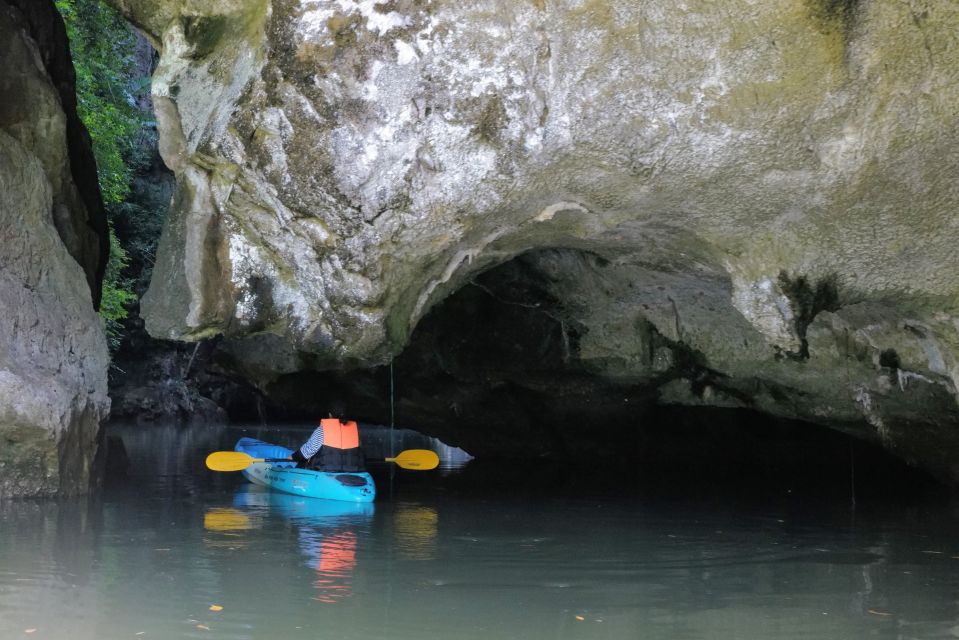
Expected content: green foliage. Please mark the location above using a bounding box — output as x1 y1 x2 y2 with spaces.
56 0 145 204
100 228 137 351
110 193 165 294
57 0 154 352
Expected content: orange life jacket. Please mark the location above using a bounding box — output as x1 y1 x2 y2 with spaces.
320 418 360 449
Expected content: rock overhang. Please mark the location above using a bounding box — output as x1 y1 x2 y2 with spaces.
109 0 959 481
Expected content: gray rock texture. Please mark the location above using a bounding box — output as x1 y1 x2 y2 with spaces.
2 0 109 302
114 0 959 481
0 2 110 498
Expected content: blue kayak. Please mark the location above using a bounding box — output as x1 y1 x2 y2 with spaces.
235 437 376 503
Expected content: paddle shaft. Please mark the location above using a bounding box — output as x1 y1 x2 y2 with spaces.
206 448 439 472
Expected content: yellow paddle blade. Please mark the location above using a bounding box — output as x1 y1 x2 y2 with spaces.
205 451 259 472
386 449 440 470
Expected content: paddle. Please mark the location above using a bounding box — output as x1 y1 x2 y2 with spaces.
206 448 440 472
385 449 440 470
205 451 291 472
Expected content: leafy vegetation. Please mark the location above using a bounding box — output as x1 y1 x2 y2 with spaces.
56 0 160 352
56 0 145 204
100 228 137 351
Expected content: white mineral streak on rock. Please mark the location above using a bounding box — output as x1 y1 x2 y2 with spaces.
854 387 890 445
300 0 409 39
816 124 867 173
729 276 800 352
255 108 295 185
897 369 934 391
411 229 509 326
394 40 418 65
947 318 959 402
901 319 959 405
228 232 262 326
298 2 336 42
363 59 384 97
229 221 319 335
180 167 217 329
414 18 434 55
151 24 189 99
347 0 409 35
903 321 948 374
468 58 508 98
273 279 315 334
534 202 589 222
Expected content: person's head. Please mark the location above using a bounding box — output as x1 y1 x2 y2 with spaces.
327 400 346 419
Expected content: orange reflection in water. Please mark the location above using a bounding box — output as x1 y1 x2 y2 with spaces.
313 531 358 603
227 486 375 604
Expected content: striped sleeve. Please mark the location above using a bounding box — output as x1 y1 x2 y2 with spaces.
299 424 325 458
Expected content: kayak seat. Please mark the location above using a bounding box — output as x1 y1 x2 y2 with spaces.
335 474 369 487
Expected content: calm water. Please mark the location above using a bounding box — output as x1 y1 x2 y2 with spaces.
1 423 958 639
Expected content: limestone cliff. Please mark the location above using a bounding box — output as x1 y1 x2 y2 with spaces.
0 2 110 497
114 0 959 481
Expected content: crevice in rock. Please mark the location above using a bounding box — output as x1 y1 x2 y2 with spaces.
777 270 841 360
806 0 862 40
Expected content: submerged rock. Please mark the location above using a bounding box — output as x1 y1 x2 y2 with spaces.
0 1 110 497
113 0 959 481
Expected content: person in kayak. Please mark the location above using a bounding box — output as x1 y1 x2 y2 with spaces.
290 417 367 472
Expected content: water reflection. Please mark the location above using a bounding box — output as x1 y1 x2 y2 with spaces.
228 486 375 603
0 498 100 638
231 484 375 521
393 503 439 560
1 422 958 640
308 531 357 603
203 507 253 532
212 486 442 604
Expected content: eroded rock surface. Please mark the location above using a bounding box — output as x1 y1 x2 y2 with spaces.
115 0 959 481
0 2 110 497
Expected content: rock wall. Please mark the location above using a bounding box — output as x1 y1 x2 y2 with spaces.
0 2 110 497
2 0 109 303
112 0 959 481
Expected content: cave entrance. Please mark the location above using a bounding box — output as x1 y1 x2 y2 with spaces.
371 248 941 501
177 241 942 501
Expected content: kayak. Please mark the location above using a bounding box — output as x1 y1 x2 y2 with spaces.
234 437 376 503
